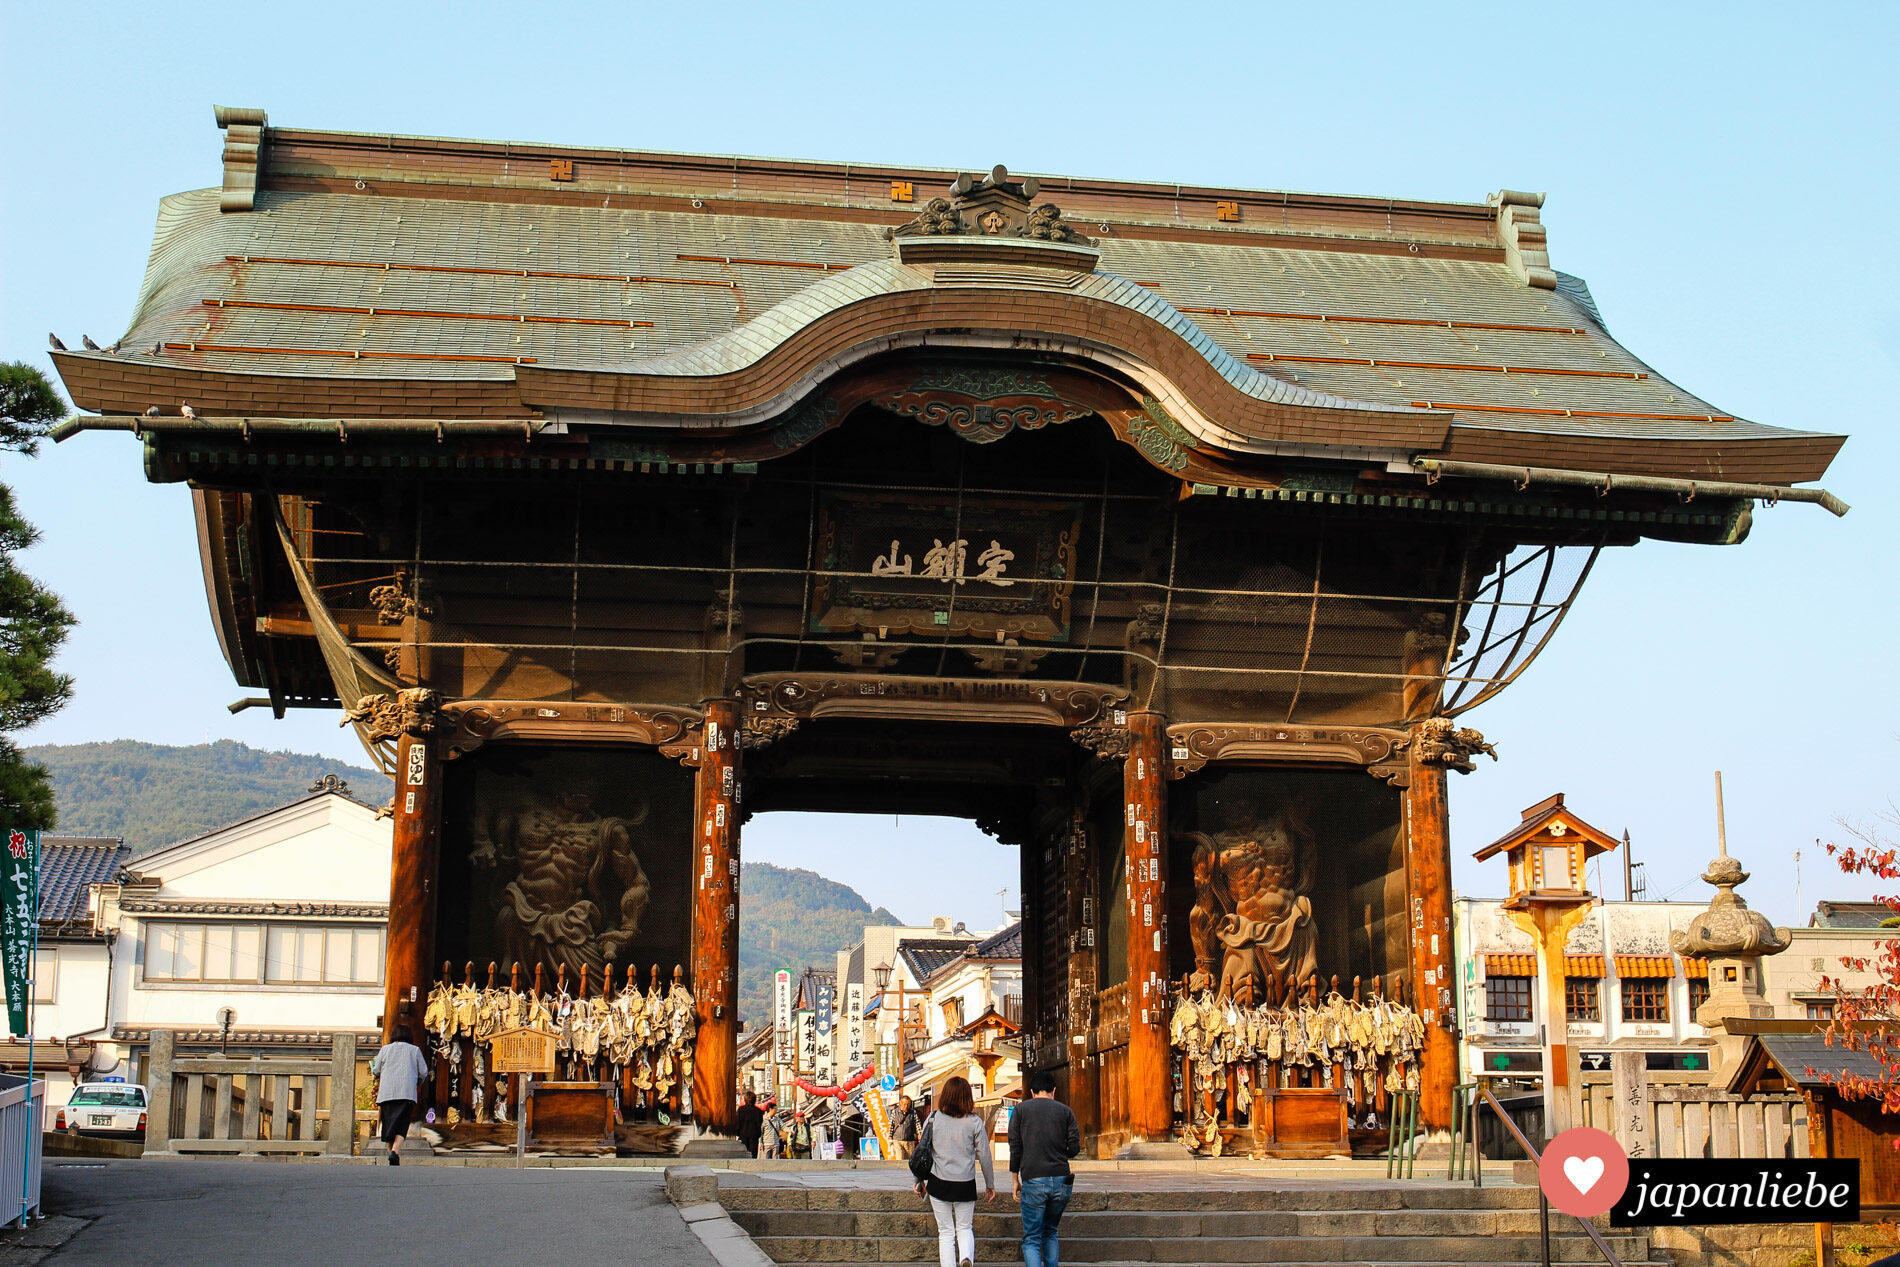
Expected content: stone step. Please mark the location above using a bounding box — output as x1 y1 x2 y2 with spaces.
718 1185 1547 1214
746 1233 1660 1264
732 1207 1597 1239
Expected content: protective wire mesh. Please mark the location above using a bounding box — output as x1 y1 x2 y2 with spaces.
278 474 1602 730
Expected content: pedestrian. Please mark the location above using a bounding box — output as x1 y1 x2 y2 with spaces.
1009 1070 1082 1267
369 1025 430 1166
891 1094 919 1160
735 1089 765 1158
791 1109 812 1159
911 1076 994 1267
759 1107 783 1159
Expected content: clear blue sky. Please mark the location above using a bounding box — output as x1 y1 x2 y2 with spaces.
3 2 1894 930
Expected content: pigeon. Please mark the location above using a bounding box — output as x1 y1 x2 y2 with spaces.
81 335 102 351
106 339 122 355
179 402 197 419
48 334 66 351
149 343 163 357
144 406 160 417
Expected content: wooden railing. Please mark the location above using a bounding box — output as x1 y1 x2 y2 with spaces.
1577 1082 1809 1159
144 1030 357 1157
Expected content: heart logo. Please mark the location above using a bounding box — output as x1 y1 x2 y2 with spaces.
1563 1154 1605 1194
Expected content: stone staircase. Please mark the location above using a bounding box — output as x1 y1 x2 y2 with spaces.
719 1181 1676 1265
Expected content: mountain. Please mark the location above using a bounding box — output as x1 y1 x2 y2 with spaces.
739 862 901 1026
25 739 392 852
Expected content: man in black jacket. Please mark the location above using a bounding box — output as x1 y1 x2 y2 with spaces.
1007 1071 1082 1267
735 1089 765 1158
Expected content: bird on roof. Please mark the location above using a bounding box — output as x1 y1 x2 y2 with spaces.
179 402 197 419
48 334 66 351
81 335 102 351
149 343 163 357
144 406 160 417
106 339 123 355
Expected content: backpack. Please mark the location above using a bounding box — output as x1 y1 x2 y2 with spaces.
907 1113 936 1184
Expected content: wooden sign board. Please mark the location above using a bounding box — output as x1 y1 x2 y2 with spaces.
489 1027 558 1075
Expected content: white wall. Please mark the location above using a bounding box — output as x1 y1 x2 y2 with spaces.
1765 927 1900 1018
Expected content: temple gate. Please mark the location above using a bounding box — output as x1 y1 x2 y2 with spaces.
51 109 1845 1153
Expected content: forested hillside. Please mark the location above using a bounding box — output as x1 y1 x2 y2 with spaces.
27 739 391 852
738 862 901 1025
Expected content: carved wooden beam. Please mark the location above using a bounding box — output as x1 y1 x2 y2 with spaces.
741 673 1124 730
1163 722 1409 780
434 700 704 760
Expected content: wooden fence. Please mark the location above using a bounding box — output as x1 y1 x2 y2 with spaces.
1579 1082 1810 1159
144 1030 358 1157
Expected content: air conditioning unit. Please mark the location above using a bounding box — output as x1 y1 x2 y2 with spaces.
932 917 953 934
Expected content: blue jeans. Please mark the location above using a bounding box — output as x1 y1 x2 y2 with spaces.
1019 1175 1073 1267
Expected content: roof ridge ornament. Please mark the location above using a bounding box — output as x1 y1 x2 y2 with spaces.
1488 188 1556 290
890 165 1095 247
214 105 268 214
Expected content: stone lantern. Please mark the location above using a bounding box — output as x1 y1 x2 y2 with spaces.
1669 776 1791 1073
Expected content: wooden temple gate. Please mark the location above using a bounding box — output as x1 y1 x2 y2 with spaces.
49 110 1845 1153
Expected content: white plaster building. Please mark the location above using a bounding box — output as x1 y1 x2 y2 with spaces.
1454 897 1718 1080
904 922 1023 1100
1762 901 1900 1022
90 783 393 1084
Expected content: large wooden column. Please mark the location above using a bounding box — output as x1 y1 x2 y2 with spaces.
690 698 741 1135
1404 730 1457 1136
381 695 442 1043
1124 710 1172 1140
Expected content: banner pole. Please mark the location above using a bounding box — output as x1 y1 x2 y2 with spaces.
21 830 38 1224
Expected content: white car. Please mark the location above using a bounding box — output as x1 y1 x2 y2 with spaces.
55 1082 147 1139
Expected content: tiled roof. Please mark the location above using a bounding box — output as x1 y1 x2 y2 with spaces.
48 115 1844 488
967 922 1023 961
113 1026 380 1047
1811 901 1898 929
117 898 387 919
898 938 976 982
36 837 129 925
1751 1032 1888 1090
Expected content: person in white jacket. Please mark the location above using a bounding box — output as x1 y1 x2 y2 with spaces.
910 1076 994 1267
368 1025 431 1165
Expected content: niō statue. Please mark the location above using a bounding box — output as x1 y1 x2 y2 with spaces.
471 779 652 980
1185 801 1319 1006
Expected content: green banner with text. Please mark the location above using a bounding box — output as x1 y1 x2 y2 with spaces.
1 827 39 1035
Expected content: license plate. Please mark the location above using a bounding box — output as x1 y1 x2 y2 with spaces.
90 1115 111 1126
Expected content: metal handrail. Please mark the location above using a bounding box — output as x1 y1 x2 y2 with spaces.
1449 1082 1481 1185
1475 1083 1625 1267
1383 1088 1419 1179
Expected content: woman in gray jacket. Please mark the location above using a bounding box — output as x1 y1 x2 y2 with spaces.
910 1076 994 1267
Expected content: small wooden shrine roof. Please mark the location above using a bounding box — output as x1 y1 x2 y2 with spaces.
1472 792 1622 863
49 109 1845 487
1726 1019 1892 1097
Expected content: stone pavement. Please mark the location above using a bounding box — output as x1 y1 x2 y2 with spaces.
0 1158 722 1267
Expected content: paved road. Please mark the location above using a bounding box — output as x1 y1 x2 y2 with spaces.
27 1160 721 1267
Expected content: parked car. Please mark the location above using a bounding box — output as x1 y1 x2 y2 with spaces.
55 1082 147 1139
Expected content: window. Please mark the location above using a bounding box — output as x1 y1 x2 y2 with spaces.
1486 976 1532 1022
1564 977 1600 1022
1687 978 1710 1014
1805 1001 1835 1022
144 921 381 985
1622 978 1671 1023
30 949 56 1004
1540 845 1574 890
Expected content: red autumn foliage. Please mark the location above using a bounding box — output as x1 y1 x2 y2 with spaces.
1819 805 1900 1129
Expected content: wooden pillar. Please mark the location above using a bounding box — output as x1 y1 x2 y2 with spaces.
382 714 442 1044
1124 710 1171 1140
690 698 741 1135
1404 734 1457 1136
1065 812 1100 1141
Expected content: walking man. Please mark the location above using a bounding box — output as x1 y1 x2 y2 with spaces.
735 1089 765 1159
1008 1071 1081 1267
369 1024 431 1166
891 1094 919 1160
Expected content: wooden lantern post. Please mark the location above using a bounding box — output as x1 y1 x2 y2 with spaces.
1124 710 1172 1142
690 697 742 1136
1474 793 1622 1138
